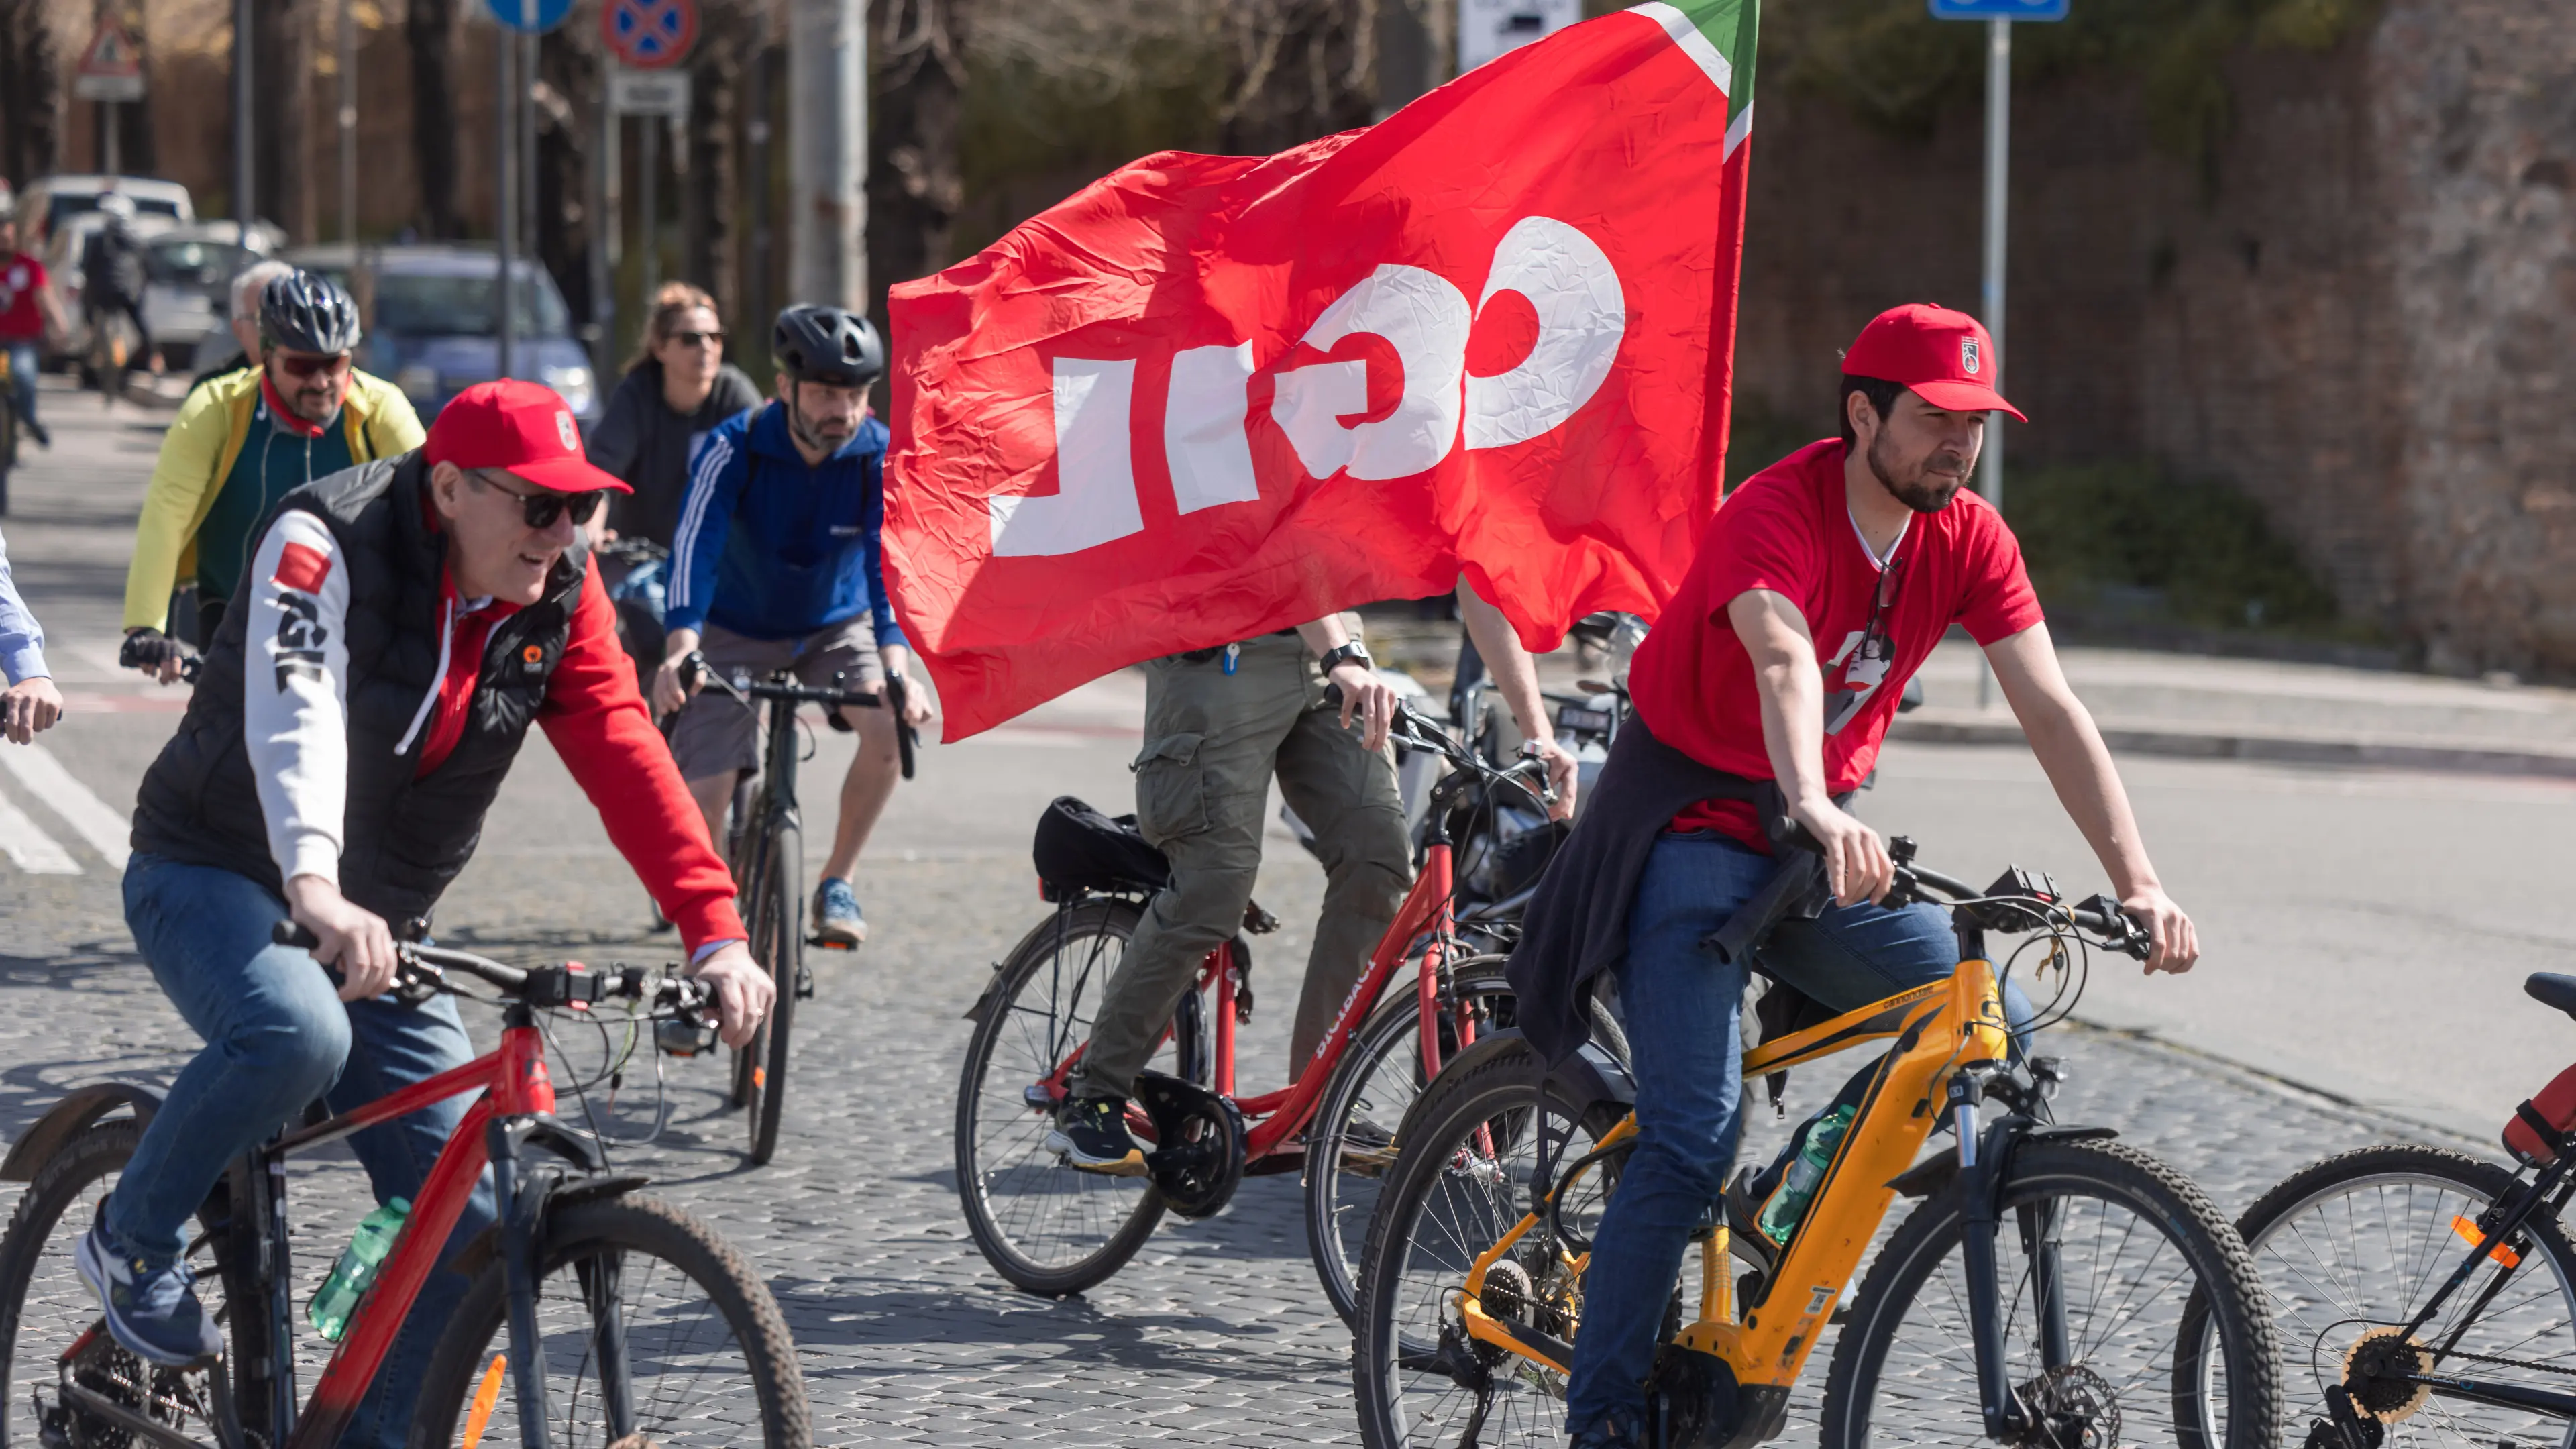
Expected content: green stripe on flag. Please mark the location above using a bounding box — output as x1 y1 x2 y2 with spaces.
1629 0 1758 133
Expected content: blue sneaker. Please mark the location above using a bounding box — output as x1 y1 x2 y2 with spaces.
813 877 866 948
75 1218 222 1367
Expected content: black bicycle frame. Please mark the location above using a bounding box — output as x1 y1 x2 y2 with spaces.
2379 1148 2576 1423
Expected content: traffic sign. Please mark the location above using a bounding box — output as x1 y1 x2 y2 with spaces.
1457 0 1580 74
72 20 144 102
484 0 571 34
608 68 691 118
1928 0 2069 19
602 0 696 70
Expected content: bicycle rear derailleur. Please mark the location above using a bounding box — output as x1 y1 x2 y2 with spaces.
1131 1071 1246 1219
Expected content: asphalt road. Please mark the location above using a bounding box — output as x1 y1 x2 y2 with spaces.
0 373 2560 1442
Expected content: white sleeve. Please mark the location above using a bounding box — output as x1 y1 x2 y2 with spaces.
244 511 355 888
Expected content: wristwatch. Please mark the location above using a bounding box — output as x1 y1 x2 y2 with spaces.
1318 642 1374 676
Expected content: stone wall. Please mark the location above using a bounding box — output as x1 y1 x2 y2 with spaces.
1731 0 2576 674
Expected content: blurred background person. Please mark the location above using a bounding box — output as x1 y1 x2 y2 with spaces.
585 282 761 548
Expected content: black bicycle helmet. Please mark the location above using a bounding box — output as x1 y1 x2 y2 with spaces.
772 305 883 388
260 268 364 355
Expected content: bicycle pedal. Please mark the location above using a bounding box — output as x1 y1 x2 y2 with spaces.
794 969 815 1000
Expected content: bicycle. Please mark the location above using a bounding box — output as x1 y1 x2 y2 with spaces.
955 690 1581 1320
2195 973 2576 1449
674 653 916 1167
83 305 138 411
0 926 810 1449
1350 835 2283 1449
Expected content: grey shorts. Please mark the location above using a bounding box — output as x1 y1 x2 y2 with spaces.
669 618 883 782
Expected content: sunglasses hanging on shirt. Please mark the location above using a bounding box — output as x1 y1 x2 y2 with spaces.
1822 550 1906 737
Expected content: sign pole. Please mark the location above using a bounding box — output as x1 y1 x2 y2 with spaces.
339 0 357 241
1974 16 2010 708
232 0 253 225
496 25 515 380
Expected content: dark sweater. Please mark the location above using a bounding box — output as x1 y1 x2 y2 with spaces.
586 360 763 549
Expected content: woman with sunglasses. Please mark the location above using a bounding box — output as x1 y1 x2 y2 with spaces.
584 282 762 550
121 270 425 679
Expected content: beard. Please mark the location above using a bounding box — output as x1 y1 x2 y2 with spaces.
1867 429 1973 514
786 398 857 453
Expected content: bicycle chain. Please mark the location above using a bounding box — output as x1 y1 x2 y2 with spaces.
2428 1346 2576 1379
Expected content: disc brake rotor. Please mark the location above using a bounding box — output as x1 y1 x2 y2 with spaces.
2015 1363 2122 1449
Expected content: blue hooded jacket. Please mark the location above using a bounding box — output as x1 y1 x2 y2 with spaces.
667 401 904 646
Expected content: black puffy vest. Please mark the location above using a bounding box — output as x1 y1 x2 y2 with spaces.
131 454 586 936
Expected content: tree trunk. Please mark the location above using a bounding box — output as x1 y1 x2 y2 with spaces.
865 0 969 316
1220 0 1379 156
0 0 64 189
407 0 460 238
682 9 744 322
250 0 307 229
534 30 590 327
115 2 156 177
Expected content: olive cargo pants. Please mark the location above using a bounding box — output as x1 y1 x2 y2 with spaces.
1071 629 1413 1102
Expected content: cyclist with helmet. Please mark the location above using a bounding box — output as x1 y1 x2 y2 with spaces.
654 303 932 948
121 268 423 672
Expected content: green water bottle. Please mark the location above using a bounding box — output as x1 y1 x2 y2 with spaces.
309 1198 410 1342
1755 1106 1856 1246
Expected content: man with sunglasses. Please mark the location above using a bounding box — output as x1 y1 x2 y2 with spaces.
1507 304 2202 1449
96 381 771 1448
122 269 423 675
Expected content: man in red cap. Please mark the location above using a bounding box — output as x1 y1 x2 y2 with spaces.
1504 305 2201 1448
95 380 771 1448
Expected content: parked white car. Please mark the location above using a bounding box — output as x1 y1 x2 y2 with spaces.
141 221 286 370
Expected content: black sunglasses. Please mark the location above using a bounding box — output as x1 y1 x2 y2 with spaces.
472 471 609 531
668 329 726 349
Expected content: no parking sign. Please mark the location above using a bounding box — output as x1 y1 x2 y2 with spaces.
602 0 696 70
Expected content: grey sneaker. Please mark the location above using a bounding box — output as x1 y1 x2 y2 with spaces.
1046 1095 1149 1177
75 1215 222 1367
813 877 866 947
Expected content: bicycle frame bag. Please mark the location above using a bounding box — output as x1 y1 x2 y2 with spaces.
2504 1062 2576 1165
1033 795 1171 902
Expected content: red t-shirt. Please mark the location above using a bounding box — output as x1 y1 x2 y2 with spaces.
1627 438 2044 850
0 252 48 341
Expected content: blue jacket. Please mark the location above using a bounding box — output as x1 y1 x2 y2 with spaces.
667 402 905 646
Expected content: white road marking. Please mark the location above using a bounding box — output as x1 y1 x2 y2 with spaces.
0 745 132 869
0 779 81 874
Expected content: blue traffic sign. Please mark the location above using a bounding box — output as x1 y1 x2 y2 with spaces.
484 0 570 33
1928 0 2069 19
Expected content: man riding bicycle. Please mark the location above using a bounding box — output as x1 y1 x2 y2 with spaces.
122 269 423 663
1506 304 2202 1449
653 303 934 948
79 193 155 374
0 205 68 449
88 380 773 1449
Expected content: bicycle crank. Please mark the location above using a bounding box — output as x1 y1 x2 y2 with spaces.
1132 1070 1245 1219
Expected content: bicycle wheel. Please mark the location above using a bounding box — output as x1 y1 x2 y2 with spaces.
747 816 801 1167
727 781 772 1118
1352 1036 1638 1449
411 1193 809 1449
2216 1144 2576 1449
1820 1138 2281 1449
1305 959 1517 1326
953 898 1207 1297
0 1119 272 1449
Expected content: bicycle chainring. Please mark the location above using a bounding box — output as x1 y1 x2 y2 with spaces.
1132 1070 1245 1220
2012 1364 2121 1449
2342 1327 2435 1424
1646 1343 1743 1449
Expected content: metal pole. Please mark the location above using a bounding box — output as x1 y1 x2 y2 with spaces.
1974 17 2009 710
232 0 253 224
496 24 515 380
590 80 616 376
639 116 659 313
787 0 864 309
339 0 356 241
522 30 540 275
100 103 118 174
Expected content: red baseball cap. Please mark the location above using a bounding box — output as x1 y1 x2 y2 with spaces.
423 380 631 494
1841 303 2025 422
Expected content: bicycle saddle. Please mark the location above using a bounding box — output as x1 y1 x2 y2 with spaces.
2526 973 2576 1022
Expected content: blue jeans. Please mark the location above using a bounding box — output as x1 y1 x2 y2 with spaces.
5 341 37 430
113 854 498 1449
1563 831 2033 1439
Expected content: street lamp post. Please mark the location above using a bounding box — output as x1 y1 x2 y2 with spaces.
787 0 864 310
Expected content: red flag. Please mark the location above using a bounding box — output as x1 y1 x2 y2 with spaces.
888 1 1761 739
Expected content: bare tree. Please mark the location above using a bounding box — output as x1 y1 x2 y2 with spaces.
0 0 62 186
682 7 746 322
533 37 589 327
1219 0 1377 155
407 0 461 237
867 0 971 303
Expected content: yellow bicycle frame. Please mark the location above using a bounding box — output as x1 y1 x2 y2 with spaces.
1454 956 2017 1394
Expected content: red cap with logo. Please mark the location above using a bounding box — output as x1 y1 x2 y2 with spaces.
423 380 631 494
1841 303 2025 422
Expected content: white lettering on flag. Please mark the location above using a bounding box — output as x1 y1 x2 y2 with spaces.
1466 217 1627 451
1167 341 1261 514
1272 264 1472 482
991 357 1145 557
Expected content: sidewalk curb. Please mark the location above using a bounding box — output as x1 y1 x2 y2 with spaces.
1893 708 2576 781
2057 1017 2489 1155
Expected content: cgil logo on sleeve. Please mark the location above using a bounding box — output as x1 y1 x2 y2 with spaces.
272 540 333 594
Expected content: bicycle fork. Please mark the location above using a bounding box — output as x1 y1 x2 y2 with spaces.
1950 1069 2070 1444
484 1119 638 1449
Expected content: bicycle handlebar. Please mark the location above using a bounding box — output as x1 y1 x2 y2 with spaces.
676 653 918 780
269 920 716 1012
1320 681 1556 808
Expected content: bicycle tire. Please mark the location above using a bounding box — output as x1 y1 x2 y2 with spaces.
1303 961 1517 1326
2211 1143 2576 1449
748 817 802 1167
409 1193 810 1449
953 898 1205 1297
0 1119 272 1449
1820 1138 2282 1449
727 777 768 1115
1352 1034 1633 1449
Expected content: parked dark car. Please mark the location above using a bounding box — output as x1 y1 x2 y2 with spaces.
284 244 599 424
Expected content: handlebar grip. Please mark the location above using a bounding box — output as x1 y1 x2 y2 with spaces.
888 676 917 781
272 920 322 951
677 650 708 692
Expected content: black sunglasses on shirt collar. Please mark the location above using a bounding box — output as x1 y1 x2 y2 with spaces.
468 469 610 531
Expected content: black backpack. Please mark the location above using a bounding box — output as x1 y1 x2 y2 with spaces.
1032 795 1170 902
